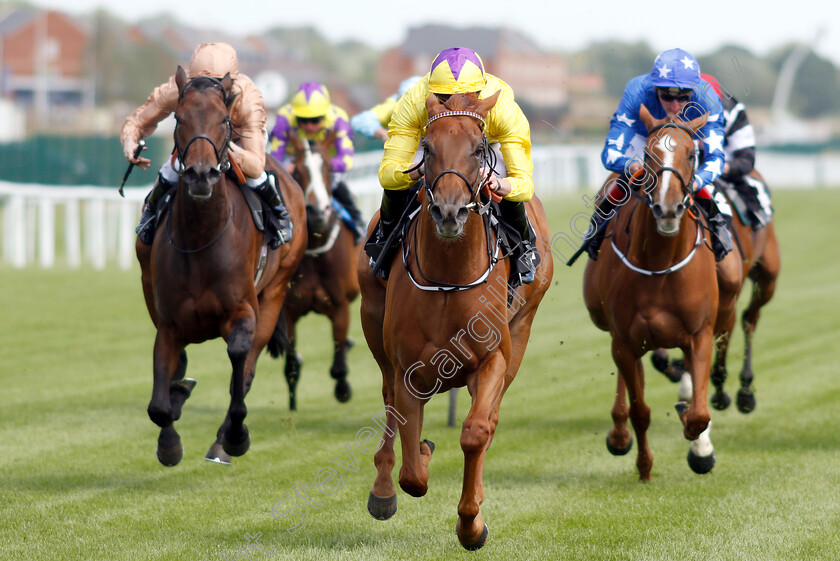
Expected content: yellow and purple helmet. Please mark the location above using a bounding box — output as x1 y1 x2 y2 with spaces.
291 82 330 119
428 47 487 94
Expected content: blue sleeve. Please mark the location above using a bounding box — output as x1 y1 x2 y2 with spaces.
602 78 648 174
684 88 726 188
351 110 382 138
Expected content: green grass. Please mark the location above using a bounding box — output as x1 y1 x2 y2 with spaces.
1 188 839 561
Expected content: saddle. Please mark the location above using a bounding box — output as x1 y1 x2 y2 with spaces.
716 177 772 230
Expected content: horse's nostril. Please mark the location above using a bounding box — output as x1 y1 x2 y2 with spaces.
652 204 663 219
456 207 469 222
430 204 443 222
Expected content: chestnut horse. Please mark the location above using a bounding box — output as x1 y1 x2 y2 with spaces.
652 169 781 412
583 104 740 479
358 93 553 549
136 67 306 466
271 132 361 410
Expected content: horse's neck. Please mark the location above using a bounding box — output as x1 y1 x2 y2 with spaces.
414 209 489 284
626 207 696 269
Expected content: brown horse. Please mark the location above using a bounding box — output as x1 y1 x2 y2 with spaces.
270 131 361 410
652 169 781 412
583 104 741 479
135 66 306 466
358 92 553 549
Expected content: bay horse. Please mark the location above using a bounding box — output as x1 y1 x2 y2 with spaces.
135 66 306 466
651 169 781 412
583 104 740 479
269 131 361 410
357 92 553 549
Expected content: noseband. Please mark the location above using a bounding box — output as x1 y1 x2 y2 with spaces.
173 76 233 176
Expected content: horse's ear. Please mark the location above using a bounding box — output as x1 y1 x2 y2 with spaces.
425 93 445 117
686 112 708 134
175 65 187 94
475 90 500 118
638 104 657 132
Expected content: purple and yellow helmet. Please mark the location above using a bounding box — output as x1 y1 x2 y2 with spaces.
428 47 487 94
291 82 330 119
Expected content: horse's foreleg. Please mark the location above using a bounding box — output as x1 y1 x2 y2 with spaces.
607 372 633 456
456 353 506 550
283 313 302 411
395 380 431 498
683 329 713 441
148 330 185 466
221 312 256 457
329 301 352 403
612 339 651 480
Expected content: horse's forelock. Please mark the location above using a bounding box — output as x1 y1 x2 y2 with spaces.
443 93 478 112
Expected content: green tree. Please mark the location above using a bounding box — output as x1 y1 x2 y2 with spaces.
570 41 656 97
769 45 840 117
697 45 778 106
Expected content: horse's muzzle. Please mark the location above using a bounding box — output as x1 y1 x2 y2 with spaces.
430 202 469 239
183 164 221 200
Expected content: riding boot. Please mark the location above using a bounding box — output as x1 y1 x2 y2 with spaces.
252 172 293 249
696 196 733 261
365 188 412 279
332 180 366 243
499 199 540 286
584 197 617 261
136 173 176 245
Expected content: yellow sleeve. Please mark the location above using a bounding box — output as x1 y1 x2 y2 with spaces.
378 82 427 191
371 97 397 127
484 79 534 202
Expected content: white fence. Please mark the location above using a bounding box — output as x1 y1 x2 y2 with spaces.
2 146 838 269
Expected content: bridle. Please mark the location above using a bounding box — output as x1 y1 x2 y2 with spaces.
420 110 497 215
635 122 696 214
172 76 233 177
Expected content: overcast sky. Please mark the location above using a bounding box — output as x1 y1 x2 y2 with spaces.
29 0 838 66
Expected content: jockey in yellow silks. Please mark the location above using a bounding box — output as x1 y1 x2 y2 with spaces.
366 46 539 286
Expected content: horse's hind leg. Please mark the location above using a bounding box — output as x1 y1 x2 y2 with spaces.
169 351 196 421
284 314 302 411
710 332 732 411
148 330 185 466
739 237 780 413
329 302 353 403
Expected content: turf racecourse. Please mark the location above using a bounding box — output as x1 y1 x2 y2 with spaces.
1 188 838 561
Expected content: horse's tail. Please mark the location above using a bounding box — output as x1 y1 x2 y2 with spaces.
267 305 291 358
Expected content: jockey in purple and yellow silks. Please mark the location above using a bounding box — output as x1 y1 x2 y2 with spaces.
268 82 365 241
366 46 539 286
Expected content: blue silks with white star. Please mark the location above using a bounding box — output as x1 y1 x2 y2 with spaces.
601 72 726 191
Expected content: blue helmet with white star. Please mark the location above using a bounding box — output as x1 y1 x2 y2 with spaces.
650 48 701 89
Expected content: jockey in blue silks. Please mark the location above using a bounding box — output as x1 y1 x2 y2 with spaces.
586 47 733 261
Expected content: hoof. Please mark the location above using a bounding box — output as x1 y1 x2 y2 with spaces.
367 492 397 520
345 337 355 350
289 396 297 412
204 442 232 466
606 433 633 456
650 349 669 374
222 425 251 457
736 389 756 414
711 391 732 411
334 379 352 403
688 450 715 474
423 439 435 455
157 440 183 467
459 523 489 551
